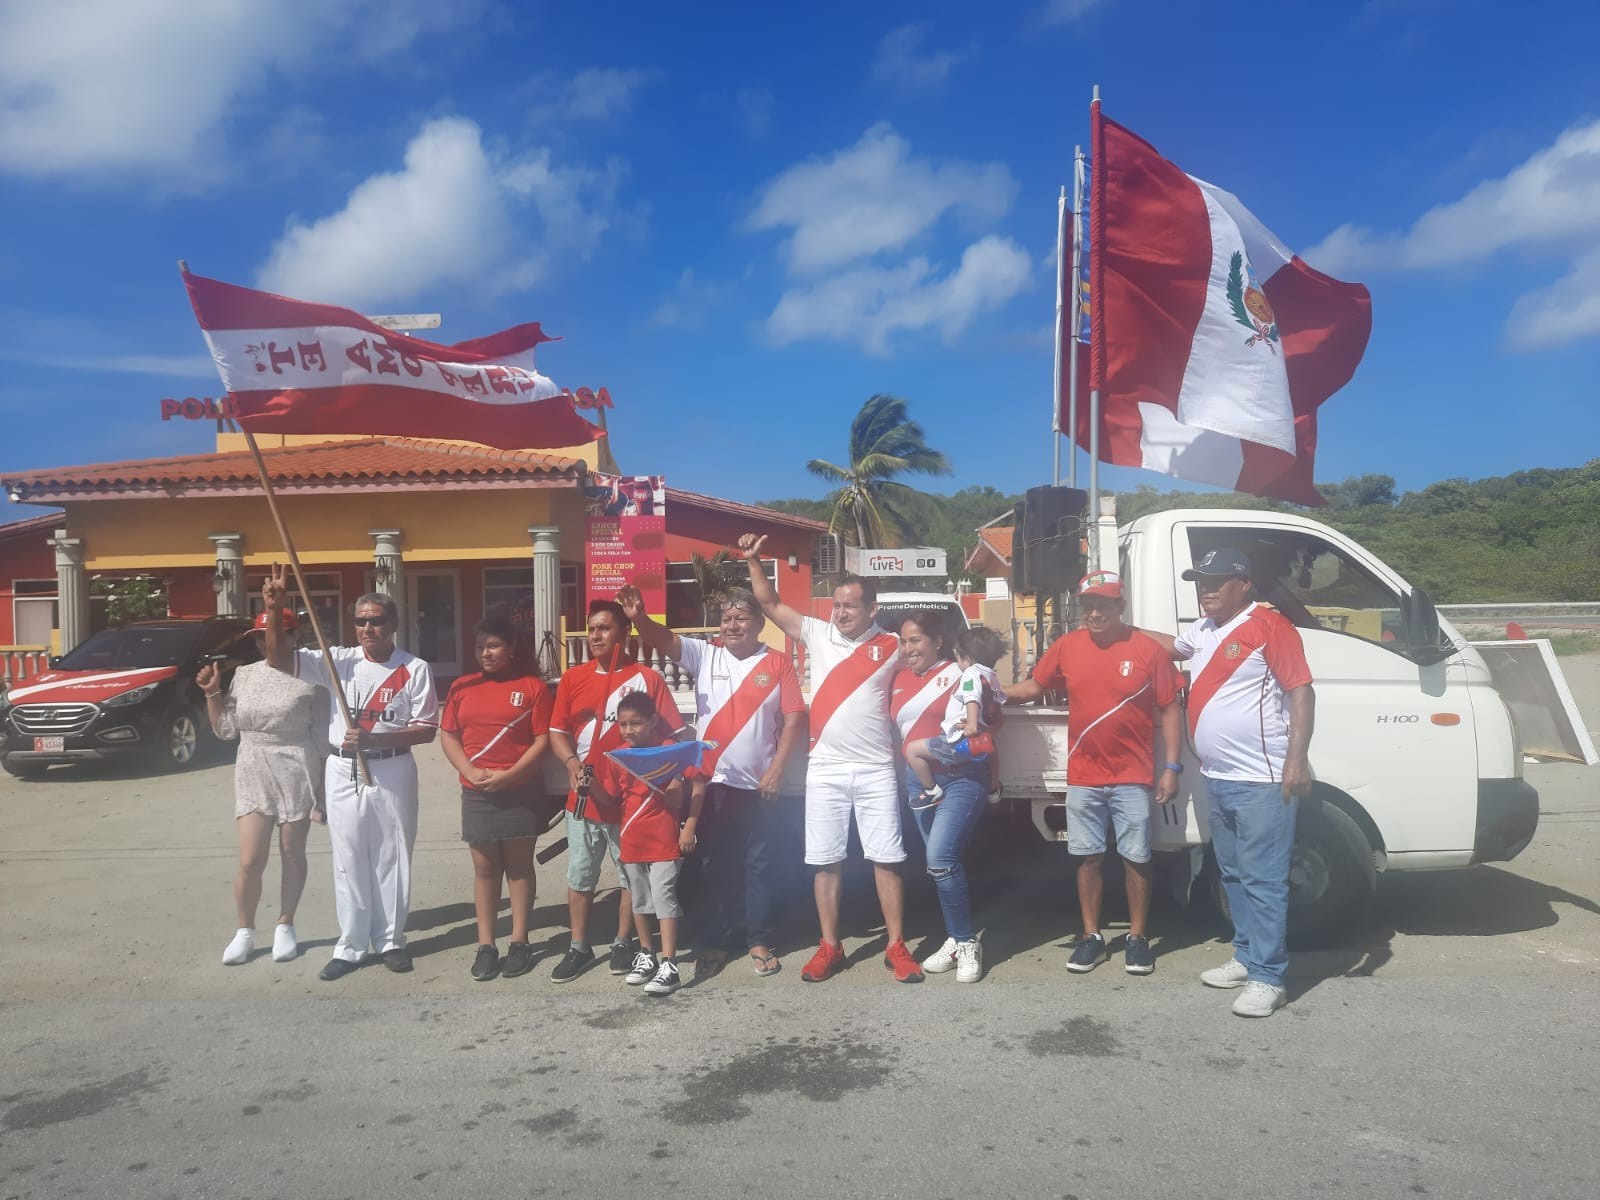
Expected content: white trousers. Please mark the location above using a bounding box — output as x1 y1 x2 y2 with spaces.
324 753 420 962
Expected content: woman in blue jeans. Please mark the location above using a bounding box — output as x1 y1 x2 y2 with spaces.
890 614 990 983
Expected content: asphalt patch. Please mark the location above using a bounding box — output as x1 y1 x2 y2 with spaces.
1026 1016 1123 1058
2 1067 164 1132
662 1035 891 1125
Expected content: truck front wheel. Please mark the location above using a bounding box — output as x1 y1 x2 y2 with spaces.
1207 796 1377 948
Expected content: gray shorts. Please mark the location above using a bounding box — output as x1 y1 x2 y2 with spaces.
565 812 623 893
621 859 682 919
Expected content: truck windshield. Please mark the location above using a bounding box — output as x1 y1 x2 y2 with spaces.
54 626 203 672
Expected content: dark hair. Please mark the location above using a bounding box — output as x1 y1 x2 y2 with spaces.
834 574 877 606
587 599 630 630
476 616 517 644
474 616 534 675
955 626 1007 669
616 691 656 719
898 610 955 661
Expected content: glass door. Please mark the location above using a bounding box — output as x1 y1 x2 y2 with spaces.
407 570 461 676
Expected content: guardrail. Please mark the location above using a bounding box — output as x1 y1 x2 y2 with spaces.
2 646 51 688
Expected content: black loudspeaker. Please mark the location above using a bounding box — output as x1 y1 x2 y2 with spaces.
1010 502 1028 594
1018 486 1088 595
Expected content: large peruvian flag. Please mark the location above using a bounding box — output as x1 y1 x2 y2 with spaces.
183 273 605 451
1074 106 1371 506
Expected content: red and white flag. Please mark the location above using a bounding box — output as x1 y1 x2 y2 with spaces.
1074 106 1372 506
183 273 606 450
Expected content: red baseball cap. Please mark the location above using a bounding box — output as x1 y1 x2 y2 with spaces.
1077 570 1123 600
252 609 298 633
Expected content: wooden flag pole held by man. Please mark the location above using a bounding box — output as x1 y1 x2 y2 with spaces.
176 260 372 786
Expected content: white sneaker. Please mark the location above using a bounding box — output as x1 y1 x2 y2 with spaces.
643 959 681 995
921 937 960 974
624 951 658 986
222 928 254 965
1200 957 1249 989
954 939 983 984
1232 980 1287 1018
272 923 299 962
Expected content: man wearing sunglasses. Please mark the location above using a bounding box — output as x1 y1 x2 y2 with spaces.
262 569 439 982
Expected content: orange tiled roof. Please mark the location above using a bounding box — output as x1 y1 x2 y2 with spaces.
963 526 1013 573
2 437 585 502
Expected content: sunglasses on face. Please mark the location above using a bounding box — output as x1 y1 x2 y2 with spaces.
353 616 389 628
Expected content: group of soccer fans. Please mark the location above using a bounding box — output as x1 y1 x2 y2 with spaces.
218 538 1313 1017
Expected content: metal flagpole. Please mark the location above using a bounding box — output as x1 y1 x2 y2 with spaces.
1051 185 1067 485
1066 146 1085 490
177 260 371 786
1086 87 1102 570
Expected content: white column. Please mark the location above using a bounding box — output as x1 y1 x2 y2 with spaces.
369 528 405 648
51 529 89 654
208 533 245 617
528 525 562 679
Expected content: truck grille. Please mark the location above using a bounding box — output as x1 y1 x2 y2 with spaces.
11 703 99 736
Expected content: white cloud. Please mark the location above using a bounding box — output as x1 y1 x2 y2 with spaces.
1040 0 1107 23
648 269 735 330
1504 248 1600 351
747 122 1016 276
766 235 1033 355
1300 118 1600 350
256 117 622 310
0 0 474 185
529 67 659 125
872 24 971 90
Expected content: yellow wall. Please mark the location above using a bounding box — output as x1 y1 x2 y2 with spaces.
70 487 590 569
214 431 606 470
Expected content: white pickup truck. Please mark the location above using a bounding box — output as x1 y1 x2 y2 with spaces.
978 504 1597 943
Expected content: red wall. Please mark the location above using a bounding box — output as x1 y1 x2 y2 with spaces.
0 523 58 644
662 504 815 631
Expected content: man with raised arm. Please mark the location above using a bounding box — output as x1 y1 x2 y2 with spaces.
618 584 806 977
737 533 923 983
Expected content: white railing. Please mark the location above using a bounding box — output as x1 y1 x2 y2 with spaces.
2 646 51 689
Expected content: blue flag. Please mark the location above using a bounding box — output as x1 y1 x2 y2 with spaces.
604 739 719 794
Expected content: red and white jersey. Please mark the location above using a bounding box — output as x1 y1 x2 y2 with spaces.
800 616 899 765
677 638 805 791
1175 602 1313 783
295 646 439 745
549 658 684 812
890 662 962 749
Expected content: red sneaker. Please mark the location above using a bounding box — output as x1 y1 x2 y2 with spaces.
800 939 845 983
884 939 925 984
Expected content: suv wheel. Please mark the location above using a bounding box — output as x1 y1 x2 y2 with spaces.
156 707 204 771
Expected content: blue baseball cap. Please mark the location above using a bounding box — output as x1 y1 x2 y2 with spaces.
1182 547 1252 581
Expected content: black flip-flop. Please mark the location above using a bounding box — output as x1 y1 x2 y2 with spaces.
751 951 782 977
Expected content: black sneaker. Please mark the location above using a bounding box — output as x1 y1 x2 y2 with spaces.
1124 935 1155 976
550 945 595 984
381 948 413 974
608 940 636 975
500 942 535 979
470 944 500 982
1066 934 1106 974
319 957 360 982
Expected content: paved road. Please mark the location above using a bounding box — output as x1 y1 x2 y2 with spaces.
2 656 1597 1199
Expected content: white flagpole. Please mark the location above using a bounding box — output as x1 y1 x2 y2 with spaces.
1066 146 1085 490
1086 88 1101 570
1051 185 1067 485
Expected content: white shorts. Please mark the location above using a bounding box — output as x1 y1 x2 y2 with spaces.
804 759 904 866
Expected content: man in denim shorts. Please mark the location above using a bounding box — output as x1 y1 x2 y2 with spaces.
1006 571 1183 975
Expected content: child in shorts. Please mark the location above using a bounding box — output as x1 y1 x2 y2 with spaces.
905 626 1007 811
591 691 701 996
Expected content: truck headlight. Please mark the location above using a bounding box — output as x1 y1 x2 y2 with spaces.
103 683 159 708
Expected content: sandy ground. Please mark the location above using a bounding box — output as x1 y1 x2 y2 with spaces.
3 655 1596 1001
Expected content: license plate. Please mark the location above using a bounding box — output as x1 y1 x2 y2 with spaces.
33 736 64 753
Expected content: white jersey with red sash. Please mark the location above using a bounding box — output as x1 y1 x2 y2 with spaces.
1175 601 1313 782
889 662 962 749
677 638 805 791
295 646 439 744
800 616 899 766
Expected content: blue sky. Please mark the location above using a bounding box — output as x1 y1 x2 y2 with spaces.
2 0 1598 526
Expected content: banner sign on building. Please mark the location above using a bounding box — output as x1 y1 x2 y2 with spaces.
843 545 947 577
584 473 667 619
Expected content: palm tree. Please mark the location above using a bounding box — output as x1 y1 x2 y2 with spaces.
806 394 951 549
689 550 747 625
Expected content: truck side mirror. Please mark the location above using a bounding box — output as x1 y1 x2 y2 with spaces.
1400 588 1453 665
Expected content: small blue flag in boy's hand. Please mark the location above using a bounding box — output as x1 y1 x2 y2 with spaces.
604 739 720 794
